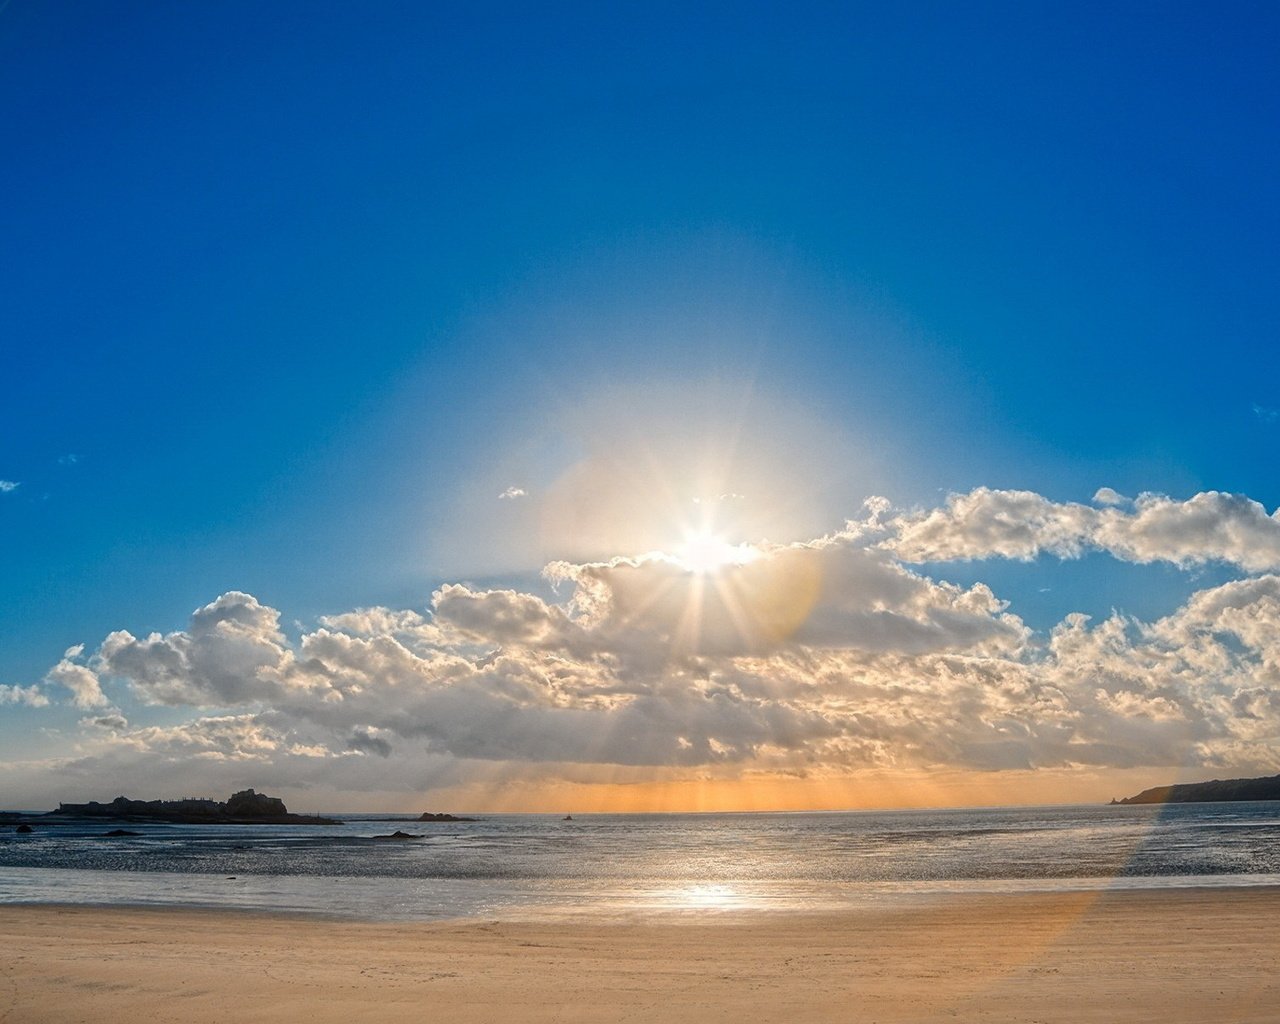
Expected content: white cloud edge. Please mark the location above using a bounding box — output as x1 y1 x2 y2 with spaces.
889 487 1280 572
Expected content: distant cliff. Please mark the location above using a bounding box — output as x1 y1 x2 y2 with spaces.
53 789 341 825
1111 774 1280 805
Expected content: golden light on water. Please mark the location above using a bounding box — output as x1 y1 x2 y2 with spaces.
659 883 753 911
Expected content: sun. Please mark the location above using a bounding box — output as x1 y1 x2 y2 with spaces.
675 528 760 575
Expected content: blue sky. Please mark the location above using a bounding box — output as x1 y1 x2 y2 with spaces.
3 3 1279 809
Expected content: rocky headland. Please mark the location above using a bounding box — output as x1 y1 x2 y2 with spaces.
1111 773 1280 805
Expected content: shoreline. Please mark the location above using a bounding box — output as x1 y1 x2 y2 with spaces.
4 889 1280 1022
8 866 1280 925
9 879 1255 922
7 864 1280 924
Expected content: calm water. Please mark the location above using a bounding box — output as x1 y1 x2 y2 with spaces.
3 803 1280 920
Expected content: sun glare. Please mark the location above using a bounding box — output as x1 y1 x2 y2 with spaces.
675 529 760 574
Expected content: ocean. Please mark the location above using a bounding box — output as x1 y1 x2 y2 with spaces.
3 802 1279 921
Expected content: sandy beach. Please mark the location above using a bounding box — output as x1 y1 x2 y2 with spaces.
3 888 1278 1023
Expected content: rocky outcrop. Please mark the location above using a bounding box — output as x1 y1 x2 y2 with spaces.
417 812 477 822
224 789 289 819
52 789 341 825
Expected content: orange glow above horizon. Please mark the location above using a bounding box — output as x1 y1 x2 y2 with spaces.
384 765 1202 816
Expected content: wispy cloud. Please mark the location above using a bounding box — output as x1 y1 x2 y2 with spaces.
1253 403 1279 425
0 480 18 493
498 486 527 500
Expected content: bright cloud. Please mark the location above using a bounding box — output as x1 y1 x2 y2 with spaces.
16 488 1280 799
44 644 107 708
0 480 18 493
891 488 1280 573
96 592 310 706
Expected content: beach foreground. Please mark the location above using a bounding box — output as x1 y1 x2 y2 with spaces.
3 889 1277 1023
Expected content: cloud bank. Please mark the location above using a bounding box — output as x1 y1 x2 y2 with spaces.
20 488 1280 801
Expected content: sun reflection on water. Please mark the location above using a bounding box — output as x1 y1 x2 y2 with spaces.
660 883 750 911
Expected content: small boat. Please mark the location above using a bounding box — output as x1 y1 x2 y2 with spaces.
562 814 573 821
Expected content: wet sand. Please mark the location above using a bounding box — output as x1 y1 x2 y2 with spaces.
2 888 1278 1023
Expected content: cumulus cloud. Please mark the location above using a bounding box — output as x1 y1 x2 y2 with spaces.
0 480 18 493
433 583 579 647
498 486 527 500
318 607 433 637
891 489 1098 562
0 683 48 707
96 592 307 706
44 644 107 708
22 487 1280 789
891 488 1280 573
1098 491 1280 571
547 539 1026 662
